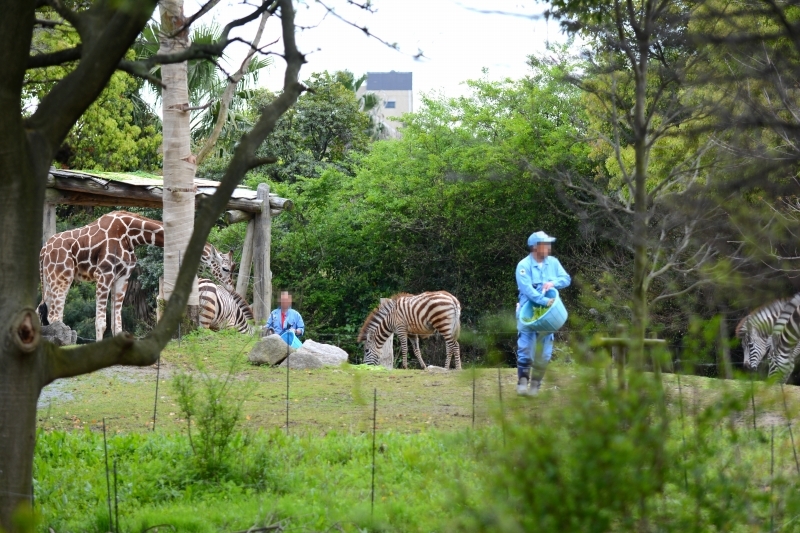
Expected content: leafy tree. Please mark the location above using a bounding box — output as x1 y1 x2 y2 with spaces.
242 71 372 185
26 14 161 171
268 62 594 339
1 1 305 527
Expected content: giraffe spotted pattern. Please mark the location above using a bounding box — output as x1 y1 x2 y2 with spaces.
39 211 235 341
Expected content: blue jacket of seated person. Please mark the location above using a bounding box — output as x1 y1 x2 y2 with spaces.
265 308 305 337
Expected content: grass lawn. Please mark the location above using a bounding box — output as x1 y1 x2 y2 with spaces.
30 329 800 532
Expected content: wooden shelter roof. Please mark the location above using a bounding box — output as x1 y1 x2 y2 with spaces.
45 168 293 217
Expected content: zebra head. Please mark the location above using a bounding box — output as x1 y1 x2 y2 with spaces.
358 299 395 365
202 244 235 292
742 324 771 370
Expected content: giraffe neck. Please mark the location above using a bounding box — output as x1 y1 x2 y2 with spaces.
125 217 165 248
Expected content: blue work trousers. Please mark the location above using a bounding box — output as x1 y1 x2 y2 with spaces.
517 330 554 380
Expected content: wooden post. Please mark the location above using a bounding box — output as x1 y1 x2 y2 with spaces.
253 183 272 324
235 219 255 298
42 201 57 247
719 314 733 380
378 298 394 369
156 277 164 323
615 324 627 391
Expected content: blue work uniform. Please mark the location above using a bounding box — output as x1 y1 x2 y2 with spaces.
515 254 571 380
265 308 305 337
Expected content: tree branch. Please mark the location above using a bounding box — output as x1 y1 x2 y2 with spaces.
43 0 305 383
27 45 82 69
26 2 158 153
196 1 277 166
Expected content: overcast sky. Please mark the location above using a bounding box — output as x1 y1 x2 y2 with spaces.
185 0 567 103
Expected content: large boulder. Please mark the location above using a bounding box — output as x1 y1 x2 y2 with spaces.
278 340 349 369
297 339 349 367
41 321 77 346
248 334 296 366
278 349 324 369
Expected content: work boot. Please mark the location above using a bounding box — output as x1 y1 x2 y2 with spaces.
517 377 529 396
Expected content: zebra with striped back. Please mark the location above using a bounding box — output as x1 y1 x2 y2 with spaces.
358 291 462 370
198 278 255 334
736 298 790 371
768 292 800 382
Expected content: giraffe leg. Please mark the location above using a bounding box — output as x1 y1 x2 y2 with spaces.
95 275 114 341
112 276 130 336
46 276 73 325
412 335 426 369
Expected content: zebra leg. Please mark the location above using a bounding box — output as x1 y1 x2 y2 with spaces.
399 331 410 369
411 335 426 369
444 339 461 370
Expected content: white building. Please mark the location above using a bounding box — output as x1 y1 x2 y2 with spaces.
357 71 413 138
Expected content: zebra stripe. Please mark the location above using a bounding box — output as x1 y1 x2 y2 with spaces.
198 278 255 334
736 298 790 370
358 291 462 370
768 293 800 382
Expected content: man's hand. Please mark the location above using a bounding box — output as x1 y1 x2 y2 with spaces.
542 282 555 292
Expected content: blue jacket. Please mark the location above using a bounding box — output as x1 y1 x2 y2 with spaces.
266 308 305 336
516 254 571 308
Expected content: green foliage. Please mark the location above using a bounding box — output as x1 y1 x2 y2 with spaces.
233 71 372 185
26 18 161 171
33 428 478 532
267 62 593 335
172 349 254 478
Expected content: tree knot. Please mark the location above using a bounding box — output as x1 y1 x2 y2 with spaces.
10 308 41 354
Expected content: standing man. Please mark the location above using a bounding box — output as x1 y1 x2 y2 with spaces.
515 231 571 396
263 291 305 347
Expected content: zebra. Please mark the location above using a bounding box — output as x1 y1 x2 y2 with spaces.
736 298 790 371
768 293 800 382
198 279 255 334
357 291 462 370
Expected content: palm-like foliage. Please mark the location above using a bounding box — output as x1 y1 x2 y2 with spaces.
134 22 271 152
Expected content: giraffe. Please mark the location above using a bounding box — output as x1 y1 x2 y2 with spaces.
39 211 235 341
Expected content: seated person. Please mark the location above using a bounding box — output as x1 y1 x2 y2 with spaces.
263 291 305 347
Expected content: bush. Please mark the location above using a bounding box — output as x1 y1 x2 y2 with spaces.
172 352 254 479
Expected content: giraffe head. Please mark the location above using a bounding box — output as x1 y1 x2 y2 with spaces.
202 244 235 292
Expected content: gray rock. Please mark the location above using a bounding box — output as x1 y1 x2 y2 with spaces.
248 334 296 366
297 339 349 367
41 321 76 346
424 365 449 374
278 349 324 369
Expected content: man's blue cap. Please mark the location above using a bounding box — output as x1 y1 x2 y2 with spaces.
527 231 556 247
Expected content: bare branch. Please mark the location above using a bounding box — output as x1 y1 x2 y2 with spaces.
27 46 82 69
196 2 277 165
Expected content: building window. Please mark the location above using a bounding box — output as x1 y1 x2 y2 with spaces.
385 100 396 109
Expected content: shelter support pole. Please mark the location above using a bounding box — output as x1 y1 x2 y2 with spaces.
42 197 57 247
236 219 255 298
253 183 272 324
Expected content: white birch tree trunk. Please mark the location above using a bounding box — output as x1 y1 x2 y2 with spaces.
159 0 199 317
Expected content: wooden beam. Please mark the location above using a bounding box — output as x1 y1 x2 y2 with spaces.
252 183 272 324
225 210 253 225
236 219 255 298
225 209 283 225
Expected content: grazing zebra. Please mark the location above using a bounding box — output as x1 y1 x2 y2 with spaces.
736 298 790 370
198 278 255 334
768 293 800 382
358 291 462 370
